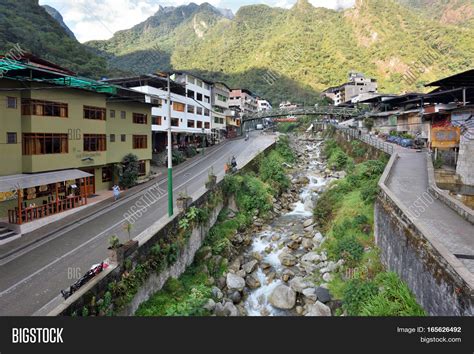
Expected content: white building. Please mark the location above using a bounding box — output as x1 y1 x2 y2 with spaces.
106 74 213 152
211 82 230 143
257 99 272 112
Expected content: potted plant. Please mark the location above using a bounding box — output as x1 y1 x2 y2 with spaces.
108 235 124 264
205 167 217 189
177 189 193 211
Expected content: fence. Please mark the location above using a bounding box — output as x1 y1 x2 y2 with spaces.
327 123 394 155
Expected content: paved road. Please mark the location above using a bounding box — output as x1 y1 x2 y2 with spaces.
387 150 474 272
0 132 276 315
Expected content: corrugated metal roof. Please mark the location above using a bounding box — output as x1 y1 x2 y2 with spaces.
0 170 93 193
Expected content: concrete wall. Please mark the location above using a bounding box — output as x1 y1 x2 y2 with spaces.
456 137 474 186
376 154 474 316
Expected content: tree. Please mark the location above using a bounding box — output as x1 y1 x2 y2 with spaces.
119 153 139 188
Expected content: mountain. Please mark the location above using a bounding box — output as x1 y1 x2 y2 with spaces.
0 0 107 78
395 0 474 27
42 4 76 39
86 0 474 104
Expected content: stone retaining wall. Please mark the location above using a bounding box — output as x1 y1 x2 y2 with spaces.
375 154 474 316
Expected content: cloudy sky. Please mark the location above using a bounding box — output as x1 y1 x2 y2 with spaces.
39 0 355 43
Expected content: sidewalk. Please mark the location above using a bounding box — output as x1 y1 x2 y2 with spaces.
0 140 232 261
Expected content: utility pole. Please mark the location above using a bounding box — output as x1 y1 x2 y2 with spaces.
167 73 173 217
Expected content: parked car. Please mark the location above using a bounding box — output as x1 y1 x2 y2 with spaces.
256 124 264 130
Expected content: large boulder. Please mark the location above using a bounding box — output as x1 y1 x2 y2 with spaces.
242 260 258 274
269 284 296 310
315 287 332 303
289 276 311 293
305 301 332 316
303 218 314 228
302 288 318 303
224 302 239 317
226 273 245 291
278 251 297 267
245 273 261 289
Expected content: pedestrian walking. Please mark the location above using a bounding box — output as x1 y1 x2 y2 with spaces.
113 185 120 201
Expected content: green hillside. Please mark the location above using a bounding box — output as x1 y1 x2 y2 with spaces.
0 0 107 77
85 0 474 104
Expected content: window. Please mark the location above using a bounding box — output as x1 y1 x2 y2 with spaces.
196 80 203 88
7 97 17 109
152 115 162 125
197 121 203 129
173 102 185 112
21 99 68 117
196 93 203 101
83 134 106 151
187 76 195 85
171 118 179 127
7 132 17 144
187 105 195 114
151 98 161 106
110 110 115 118
133 135 147 149
22 133 68 155
217 94 227 102
204 108 210 116
187 90 195 99
121 134 126 142
204 122 210 129
102 166 113 182
138 160 146 176
197 107 203 115
83 106 106 120
204 95 210 104
110 134 116 142
133 113 148 124
121 111 126 119
187 120 195 128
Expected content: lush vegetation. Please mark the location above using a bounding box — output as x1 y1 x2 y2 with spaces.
85 0 474 104
0 0 108 78
314 138 424 316
133 137 294 316
119 153 140 188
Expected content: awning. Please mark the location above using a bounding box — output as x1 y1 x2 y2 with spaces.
0 169 93 193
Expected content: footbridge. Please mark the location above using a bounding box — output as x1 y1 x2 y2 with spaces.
241 106 362 123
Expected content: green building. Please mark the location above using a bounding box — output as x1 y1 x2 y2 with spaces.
0 55 152 231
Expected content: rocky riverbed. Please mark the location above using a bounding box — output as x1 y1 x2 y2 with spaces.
204 135 348 316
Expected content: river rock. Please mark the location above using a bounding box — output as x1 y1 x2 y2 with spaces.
313 232 324 244
315 287 332 303
203 298 216 312
271 234 281 242
245 273 261 289
269 284 296 310
304 225 314 232
279 251 297 267
287 240 300 250
296 306 304 315
242 260 258 274
224 301 239 317
289 276 311 293
301 252 320 263
322 272 333 282
305 301 332 317
214 303 226 316
228 291 242 304
302 238 314 250
303 219 314 228
212 286 224 301
229 258 241 272
226 273 245 291
302 288 318 303
282 269 295 282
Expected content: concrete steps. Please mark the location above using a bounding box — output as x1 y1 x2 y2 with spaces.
0 226 18 241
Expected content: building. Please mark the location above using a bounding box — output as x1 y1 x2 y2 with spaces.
211 82 230 143
107 73 213 154
229 89 258 116
324 72 378 106
257 99 272 112
0 55 152 228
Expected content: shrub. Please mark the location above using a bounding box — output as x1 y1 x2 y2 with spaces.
335 236 364 266
275 135 296 163
119 153 139 188
259 150 290 193
343 279 379 315
172 149 186 165
328 149 350 170
360 178 380 204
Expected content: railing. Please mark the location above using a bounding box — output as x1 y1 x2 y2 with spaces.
322 122 394 155
242 106 362 121
8 195 83 224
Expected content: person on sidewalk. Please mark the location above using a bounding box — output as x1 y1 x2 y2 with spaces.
112 185 121 201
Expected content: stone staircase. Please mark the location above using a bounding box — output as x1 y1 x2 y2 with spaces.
0 226 18 242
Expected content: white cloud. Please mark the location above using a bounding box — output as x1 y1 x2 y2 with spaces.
39 0 356 42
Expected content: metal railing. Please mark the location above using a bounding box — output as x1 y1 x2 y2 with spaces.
324 122 394 155
242 106 362 122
